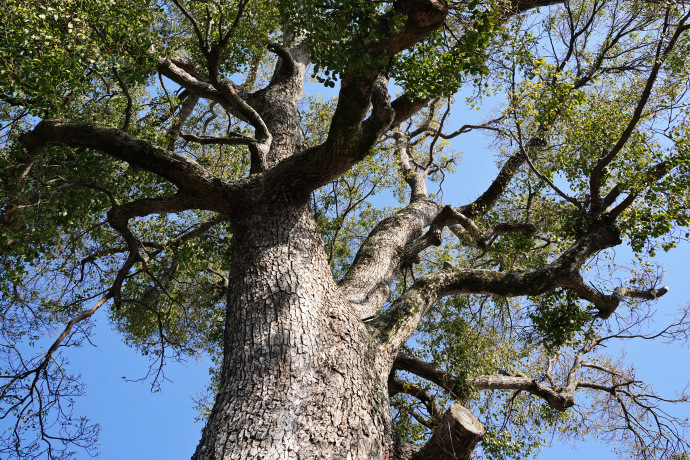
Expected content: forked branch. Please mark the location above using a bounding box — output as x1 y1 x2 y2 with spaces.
370 222 671 353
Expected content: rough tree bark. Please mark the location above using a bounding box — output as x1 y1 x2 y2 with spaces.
192 201 398 459
13 0 687 458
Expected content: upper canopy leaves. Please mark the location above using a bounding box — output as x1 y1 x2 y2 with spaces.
0 0 157 118
2 0 690 458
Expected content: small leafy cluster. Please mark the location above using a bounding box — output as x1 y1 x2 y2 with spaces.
528 290 592 350
280 0 390 86
391 5 498 98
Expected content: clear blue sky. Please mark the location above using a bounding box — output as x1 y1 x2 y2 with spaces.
61 125 689 459
4 79 688 460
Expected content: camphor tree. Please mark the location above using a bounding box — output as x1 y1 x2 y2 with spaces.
1 0 690 458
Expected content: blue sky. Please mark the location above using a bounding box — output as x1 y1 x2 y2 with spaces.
2 93 687 459
59 125 690 459
4 52 689 460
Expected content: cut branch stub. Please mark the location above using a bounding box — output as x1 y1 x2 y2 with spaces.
414 404 484 460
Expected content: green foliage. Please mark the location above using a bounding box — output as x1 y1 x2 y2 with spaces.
417 296 517 393
391 391 431 443
280 0 391 86
2 0 690 458
176 0 280 77
391 6 498 97
282 0 499 95
0 0 157 117
528 290 592 350
482 428 534 460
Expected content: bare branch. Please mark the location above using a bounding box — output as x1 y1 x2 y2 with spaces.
438 116 506 140
167 92 200 150
180 133 257 146
590 11 690 213
566 280 669 319
389 376 443 424
394 345 689 457
604 158 675 219
112 68 133 131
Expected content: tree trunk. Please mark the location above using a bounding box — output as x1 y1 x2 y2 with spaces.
192 200 398 459
413 405 484 460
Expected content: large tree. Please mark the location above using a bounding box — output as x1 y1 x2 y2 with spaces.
1 0 690 458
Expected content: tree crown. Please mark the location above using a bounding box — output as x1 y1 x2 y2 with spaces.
1 0 689 458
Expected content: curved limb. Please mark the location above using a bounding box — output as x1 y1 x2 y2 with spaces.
20 120 237 213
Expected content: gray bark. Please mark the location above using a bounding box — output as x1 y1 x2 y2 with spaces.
20 1 678 458
191 202 398 459
413 405 485 460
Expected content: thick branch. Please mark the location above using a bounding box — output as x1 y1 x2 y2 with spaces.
391 94 432 129
340 199 442 318
180 133 257 146
266 43 300 85
566 280 669 319
394 131 428 201
392 353 460 395
458 150 526 219
510 0 563 13
244 44 309 169
412 405 484 460
468 375 575 411
399 206 463 266
158 56 272 168
158 56 238 115
315 0 448 188
389 376 443 424
392 353 575 411
370 224 626 353
20 120 235 213
342 148 535 319
342 141 534 319
1 142 36 234
106 194 201 258
257 0 562 199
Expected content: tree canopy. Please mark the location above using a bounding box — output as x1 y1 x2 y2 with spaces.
1 0 690 458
